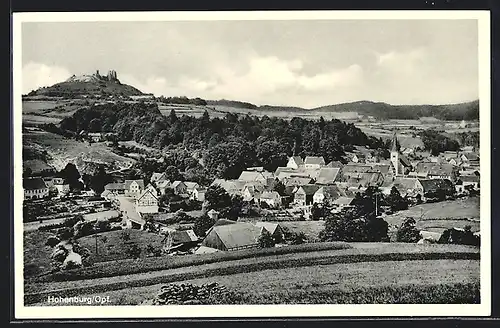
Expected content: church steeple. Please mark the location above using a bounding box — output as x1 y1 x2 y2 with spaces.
390 130 400 176
391 130 399 153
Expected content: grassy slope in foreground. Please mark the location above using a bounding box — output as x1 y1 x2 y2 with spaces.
384 197 480 234
24 243 479 304
33 259 480 305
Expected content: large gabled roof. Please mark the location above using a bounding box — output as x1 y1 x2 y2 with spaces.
206 222 262 250
23 177 47 190
418 179 455 193
316 168 341 185
296 184 321 195
304 156 326 165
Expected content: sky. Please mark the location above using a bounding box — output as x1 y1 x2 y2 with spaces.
21 19 479 108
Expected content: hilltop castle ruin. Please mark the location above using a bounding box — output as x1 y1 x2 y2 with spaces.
95 69 118 82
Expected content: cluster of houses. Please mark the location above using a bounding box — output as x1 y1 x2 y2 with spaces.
102 172 207 216
23 176 70 200
205 132 480 219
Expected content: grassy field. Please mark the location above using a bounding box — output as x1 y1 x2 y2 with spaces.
384 197 480 233
78 229 165 264
24 242 478 305
31 259 479 305
279 221 325 242
23 230 56 278
23 130 135 172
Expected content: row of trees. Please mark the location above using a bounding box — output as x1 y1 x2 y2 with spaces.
57 102 389 180
420 129 461 156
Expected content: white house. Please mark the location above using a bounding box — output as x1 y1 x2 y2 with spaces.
23 177 49 200
184 182 200 195
151 172 168 184
53 178 70 196
124 179 145 199
304 156 326 169
136 184 159 214
312 185 345 205
259 191 282 208
191 187 207 202
286 156 304 170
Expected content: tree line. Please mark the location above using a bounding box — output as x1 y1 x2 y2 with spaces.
56 102 389 180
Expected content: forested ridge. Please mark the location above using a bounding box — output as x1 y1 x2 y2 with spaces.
55 102 389 178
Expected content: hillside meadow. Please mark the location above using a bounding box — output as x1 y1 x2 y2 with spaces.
384 197 480 234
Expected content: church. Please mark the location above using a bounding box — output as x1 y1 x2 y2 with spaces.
390 131 413 176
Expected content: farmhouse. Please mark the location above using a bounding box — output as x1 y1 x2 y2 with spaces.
242 183 265 202
287 156 304 169
416 179 455 201
88 132 103 142
184 182 200 195
201 222 263 251
284 176 314 188
313 185 347 205
414 162 458 182
332 196 355 212
316 167 341 185
156 180 171 195
343 172 384 190
325 161 344 169
136 184 159 214
104 182 125 194
458 175 480 190
165 229 199 251
387 177 422 198
259 191 282 208
23 177 49 200
294 184 320 207
150 172 168 184
171 181 188 196
124 179 145 198
190 187 207 202
304 156 326 169
211 179 246 196
351 153 366 163
275 166 296 177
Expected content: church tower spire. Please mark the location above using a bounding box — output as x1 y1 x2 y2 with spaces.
390 130 400 176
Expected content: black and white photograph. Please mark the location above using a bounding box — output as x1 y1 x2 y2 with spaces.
12 10 491 319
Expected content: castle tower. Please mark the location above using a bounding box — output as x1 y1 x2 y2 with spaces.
390 130 400 176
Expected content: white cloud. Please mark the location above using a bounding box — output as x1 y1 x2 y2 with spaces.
119 55 365 107
376 48 426 76
22 62 71 94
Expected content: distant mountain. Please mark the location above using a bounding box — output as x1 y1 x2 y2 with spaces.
25 70 145 98
207 99 258 109
312 100 479 121
209 98 479 121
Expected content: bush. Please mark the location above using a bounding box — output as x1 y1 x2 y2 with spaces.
63 215 84 228
94 219 111 233
73 221 95 238
45 236 61 247
120 230 131 241
126 244 142 259
289 232 307 245
396 218 421 243
258 230 275 248
57 227 74 241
